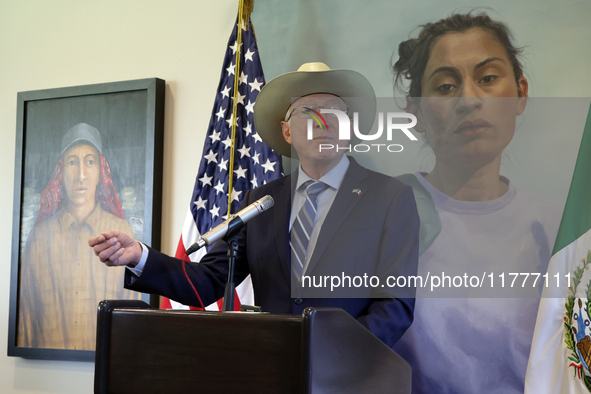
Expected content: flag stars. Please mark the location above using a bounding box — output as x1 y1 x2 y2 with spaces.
220 86 232 99
226 62 236 76
231 187 242 203
214 180 225 195
210 204 220 219
252 151 260 164
221 136 233 150
226 116 239 128
262 159 276 173
232 91 245 106
244 48 255 62
215 107 226 121
199 172 213 187
204 150 218 164
209 130 221 144
234 165 247 179
243 122 252 136
239 71 248 85
218 157 229 172
249 78 263 92
245 100 255 115
229 41 239 54
237 145 251 158
252 132 262 144
250 174 258 188
193 196 207 210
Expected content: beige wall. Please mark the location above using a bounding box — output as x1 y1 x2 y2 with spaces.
0 1 237 392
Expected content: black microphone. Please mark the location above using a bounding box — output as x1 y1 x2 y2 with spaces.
186 195 274 255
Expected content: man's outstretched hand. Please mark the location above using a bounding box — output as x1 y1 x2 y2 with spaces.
89 230 142 267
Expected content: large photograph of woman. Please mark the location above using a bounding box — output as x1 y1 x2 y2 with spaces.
388 13 562 393
251 3 590 392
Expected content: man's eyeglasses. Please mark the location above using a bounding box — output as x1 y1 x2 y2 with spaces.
285 104 349 121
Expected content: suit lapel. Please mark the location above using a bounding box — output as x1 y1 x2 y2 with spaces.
305 158 369 275
270 174 293 283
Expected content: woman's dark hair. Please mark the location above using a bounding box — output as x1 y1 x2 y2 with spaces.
392 12 524 97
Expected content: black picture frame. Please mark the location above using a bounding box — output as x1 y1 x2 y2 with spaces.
8 78 165 362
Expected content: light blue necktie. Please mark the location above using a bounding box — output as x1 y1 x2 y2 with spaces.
290 180 329 282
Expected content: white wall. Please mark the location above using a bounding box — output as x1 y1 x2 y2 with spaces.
0 1 237 392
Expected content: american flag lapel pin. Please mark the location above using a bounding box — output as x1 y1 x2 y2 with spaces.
352 188 362 195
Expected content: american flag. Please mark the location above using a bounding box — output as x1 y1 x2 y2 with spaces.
161 16 283 311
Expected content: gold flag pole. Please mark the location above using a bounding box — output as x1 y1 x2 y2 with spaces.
226 0 253 217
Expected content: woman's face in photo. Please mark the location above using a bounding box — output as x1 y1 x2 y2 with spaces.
62 143 101 208
412 28 528 168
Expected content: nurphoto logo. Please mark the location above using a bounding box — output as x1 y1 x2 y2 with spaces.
306 108 418 153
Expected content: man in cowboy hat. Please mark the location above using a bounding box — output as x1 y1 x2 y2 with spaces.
89 63 419 347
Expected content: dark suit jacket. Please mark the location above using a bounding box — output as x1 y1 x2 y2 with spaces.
126 157 419 348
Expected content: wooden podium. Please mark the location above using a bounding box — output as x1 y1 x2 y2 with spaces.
94 300 411 394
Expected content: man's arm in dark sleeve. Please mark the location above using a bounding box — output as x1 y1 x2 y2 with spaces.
356 185 419 347
124 193 253 308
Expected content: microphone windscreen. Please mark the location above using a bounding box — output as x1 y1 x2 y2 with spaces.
258 195 274 211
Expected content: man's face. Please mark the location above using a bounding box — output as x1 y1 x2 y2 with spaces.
280 93 349 168
62 143 100 208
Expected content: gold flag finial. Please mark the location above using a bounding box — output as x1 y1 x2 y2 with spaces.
243 0 254 16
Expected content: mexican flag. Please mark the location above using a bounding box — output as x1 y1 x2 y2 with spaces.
525 103 591 393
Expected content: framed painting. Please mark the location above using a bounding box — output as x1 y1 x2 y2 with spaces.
8 78 165 361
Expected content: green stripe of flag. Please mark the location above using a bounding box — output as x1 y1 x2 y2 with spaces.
553 102 591 254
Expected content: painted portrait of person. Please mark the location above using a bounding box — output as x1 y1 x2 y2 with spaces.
18 123 141 351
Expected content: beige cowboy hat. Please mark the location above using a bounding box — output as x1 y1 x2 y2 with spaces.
253 62 376 158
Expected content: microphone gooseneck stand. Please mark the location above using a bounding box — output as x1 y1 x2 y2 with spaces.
222 216 245 312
